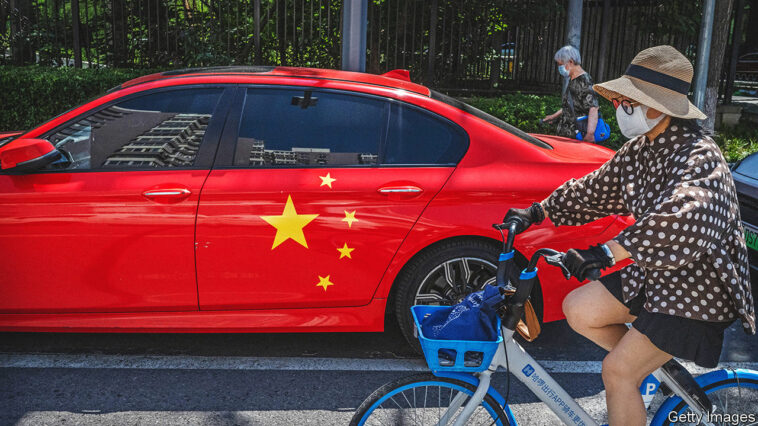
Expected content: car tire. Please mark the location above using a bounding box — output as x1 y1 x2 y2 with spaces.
392 239 539 352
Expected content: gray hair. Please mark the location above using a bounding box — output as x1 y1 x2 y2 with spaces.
554 45 581 65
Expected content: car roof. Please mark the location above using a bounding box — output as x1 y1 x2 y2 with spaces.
115 66 432 96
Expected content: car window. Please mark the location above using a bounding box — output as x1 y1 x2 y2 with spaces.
430 90 553 150
233 88 385 167
44 88 223 170
383 103 468 165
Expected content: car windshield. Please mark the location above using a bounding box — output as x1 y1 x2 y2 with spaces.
28 89 113 135
0 134 19 149
430 90 553 150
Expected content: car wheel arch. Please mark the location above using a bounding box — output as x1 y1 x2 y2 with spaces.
383 235 543 328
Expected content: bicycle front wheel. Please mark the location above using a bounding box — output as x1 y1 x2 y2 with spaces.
350 373 511 426
652 369 758 426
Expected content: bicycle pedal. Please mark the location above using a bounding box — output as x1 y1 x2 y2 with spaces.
660 359 713 412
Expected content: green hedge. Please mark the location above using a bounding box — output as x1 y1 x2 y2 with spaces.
465 93 624 149
0 66 755 162
0 66 149 131
466 94 758 163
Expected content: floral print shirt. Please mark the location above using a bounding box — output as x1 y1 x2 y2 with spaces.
542 123 756 334
556 73 599 138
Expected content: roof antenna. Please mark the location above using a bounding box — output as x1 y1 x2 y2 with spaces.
291 91 319 109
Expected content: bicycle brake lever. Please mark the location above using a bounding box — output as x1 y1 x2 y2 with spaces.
544 253 571 280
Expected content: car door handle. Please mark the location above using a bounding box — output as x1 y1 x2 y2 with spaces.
143 188 192 202
377 186 423 194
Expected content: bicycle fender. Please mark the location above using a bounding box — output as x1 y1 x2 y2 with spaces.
433 371 519 425
650 368 758 426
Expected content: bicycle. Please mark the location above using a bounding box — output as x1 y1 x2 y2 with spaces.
351 221 758 426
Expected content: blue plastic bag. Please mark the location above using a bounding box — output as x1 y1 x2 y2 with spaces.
421 285 502 342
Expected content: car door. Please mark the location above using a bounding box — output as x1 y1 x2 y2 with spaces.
195 87 468 310
0 86 233 313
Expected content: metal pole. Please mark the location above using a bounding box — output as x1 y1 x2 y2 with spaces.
427 0 438 84
341 0 368 72
254 0 261 65
596 0 611 82
72 0 82 68
693 0 716 110
725 0 744 104
566 0 582 50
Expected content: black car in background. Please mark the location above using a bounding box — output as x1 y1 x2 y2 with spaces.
734 151 758 287
736 52 758 81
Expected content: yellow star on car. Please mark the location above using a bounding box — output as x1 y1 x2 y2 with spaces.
319 173 336 188
316 275 334 291
337 243 354 259
342 210 358 228
260 195 319 249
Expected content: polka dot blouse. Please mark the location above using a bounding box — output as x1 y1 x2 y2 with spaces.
542 124 756 334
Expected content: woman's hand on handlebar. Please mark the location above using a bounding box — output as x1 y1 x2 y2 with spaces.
503 202 546 234
564 244 615 281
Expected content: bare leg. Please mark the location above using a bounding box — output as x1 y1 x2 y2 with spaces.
602 328 672 426
562 280 636 351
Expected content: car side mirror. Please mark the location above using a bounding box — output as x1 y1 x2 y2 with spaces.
0 138 62 174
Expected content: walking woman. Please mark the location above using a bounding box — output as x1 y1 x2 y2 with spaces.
506 45 756 426
543 45 600 142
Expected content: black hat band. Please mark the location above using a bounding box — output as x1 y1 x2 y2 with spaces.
624 64 690 95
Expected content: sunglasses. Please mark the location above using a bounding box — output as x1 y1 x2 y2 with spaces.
611 98 638 115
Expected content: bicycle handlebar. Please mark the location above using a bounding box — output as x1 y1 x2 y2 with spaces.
492 219 602 332
493 221 519 289
492 220 603 285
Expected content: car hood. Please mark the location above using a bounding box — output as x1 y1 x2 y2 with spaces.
734 151 758 180
733 152 758 202
529 133 615 164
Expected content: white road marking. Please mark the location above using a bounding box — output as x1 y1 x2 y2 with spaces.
0 353 756 375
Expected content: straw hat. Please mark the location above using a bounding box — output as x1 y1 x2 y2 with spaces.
593 45 706 120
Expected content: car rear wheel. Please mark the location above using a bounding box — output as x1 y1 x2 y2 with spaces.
393 239 537 351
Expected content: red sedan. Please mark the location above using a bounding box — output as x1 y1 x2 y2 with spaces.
0 66 630 346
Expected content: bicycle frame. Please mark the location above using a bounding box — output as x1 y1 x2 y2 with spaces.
439 221 716 426
443 324 716 426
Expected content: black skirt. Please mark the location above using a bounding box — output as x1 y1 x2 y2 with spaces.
599 270 734 368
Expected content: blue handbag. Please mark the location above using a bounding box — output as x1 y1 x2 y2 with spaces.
566 86 611 142
575 115 611 142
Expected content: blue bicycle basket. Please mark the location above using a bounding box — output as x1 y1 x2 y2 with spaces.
413 285 503 372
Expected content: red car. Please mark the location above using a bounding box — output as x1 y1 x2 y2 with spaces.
0 66 630 345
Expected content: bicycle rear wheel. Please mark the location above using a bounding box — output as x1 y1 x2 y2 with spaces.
652 369 758 426
350 373 510 426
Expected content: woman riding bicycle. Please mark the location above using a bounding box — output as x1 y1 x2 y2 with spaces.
505 45 756 426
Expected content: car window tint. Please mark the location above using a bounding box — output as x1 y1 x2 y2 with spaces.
384 103 468 165
45 88 223 170
233 89 385 167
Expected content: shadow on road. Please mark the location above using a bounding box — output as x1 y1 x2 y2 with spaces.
1 318 755 361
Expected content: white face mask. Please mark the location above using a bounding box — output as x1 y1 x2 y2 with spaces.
616 104 664 138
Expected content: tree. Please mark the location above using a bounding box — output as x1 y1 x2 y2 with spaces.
110 0 127 67
9 0 34 65
744 0 758 54
703 0 734 132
